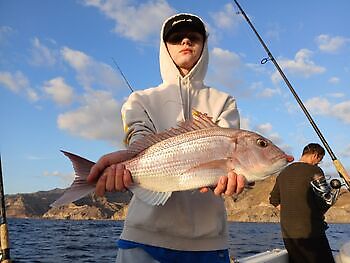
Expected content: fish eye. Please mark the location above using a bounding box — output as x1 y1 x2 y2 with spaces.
256 138 268 148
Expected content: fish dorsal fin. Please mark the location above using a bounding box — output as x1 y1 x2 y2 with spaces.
127 109 218 155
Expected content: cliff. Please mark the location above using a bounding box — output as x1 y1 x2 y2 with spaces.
5 176 350 222
6 188 132 220
225 176 350 223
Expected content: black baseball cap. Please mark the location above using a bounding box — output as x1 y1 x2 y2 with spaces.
163 14 206 42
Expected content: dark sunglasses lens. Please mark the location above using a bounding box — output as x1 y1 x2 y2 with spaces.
188 33 201 42
167 33 184 44
166 32 202 44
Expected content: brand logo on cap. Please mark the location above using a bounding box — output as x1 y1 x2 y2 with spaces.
172 18 193 26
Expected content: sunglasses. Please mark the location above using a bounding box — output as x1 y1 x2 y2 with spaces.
166 32 203 44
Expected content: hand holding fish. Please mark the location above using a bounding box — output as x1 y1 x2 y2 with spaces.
95 163 132 196
87 151 135 196
87 150 134 183
199 171 246 196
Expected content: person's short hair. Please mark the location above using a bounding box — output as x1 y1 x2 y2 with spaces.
302 143 325 157
163 13 206 42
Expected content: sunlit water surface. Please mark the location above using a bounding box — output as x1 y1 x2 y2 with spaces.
8 219 350 262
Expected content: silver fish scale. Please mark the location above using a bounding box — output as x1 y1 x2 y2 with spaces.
124 127 237 192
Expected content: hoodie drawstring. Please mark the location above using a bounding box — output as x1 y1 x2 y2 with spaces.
177 76 192 121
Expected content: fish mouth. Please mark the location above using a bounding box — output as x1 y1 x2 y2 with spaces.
271 153 293 164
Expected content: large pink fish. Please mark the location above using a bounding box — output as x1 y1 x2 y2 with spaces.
52 110 291 207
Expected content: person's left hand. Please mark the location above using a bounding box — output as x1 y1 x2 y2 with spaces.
199 170 246 196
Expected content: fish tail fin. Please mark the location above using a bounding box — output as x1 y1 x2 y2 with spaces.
61 150 96 180
50 151 96 207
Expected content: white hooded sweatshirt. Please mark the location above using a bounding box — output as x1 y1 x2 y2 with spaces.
120 13 240 251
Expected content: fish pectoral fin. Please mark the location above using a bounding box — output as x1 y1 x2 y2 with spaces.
178 159 232 189
129 186 172 206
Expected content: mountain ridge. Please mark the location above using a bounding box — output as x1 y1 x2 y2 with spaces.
5 176 350 222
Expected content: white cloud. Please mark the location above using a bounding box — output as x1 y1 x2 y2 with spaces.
27 155 48 160
305 97 350 124
61 47 123 91
247 81 281 98
30 37 57 66
328 77 340 84
332 101 350 124
207 47 243 92
305 97 331 115
211 47 241 67
43 77 74 106
316 34 350 53
271 49 326 82
254 122 282 145
239 117 289 152
0 26 15 45
285 101 298 114
43 171 75 183
246 63 267 74
328 92 344 98
0 71 29 93
0 70 38 101
279 144 294 156
341 145 350 158
57 90 125 144
258 87 281 98
210 3 240 30
265 23 284 41
267 132 282 145
26 88 40 102
240 116 251 130
256 123 273 135
82 0 175 42
61 47 90 70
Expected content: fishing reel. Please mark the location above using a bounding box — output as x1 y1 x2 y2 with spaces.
311 175 342 206
329 178 348 190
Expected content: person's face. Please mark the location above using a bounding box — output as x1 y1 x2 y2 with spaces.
165 29 204 76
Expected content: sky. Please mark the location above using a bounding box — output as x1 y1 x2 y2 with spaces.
0 0 349 195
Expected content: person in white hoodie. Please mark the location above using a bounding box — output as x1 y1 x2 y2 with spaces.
87 13 245 263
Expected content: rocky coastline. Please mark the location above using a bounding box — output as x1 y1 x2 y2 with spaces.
6 176 350 223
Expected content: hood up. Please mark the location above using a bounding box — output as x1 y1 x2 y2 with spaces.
159 13 209 85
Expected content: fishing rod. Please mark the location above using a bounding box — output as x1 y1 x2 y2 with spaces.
0 155 11 263
110 58 157 131
233 0 350 191
111 57 134 93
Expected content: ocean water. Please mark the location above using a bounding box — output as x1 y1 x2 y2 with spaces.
7 218 350 262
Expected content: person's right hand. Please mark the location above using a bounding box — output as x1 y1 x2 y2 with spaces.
95 163 133 196
87 150 135 196
199 170 246 196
